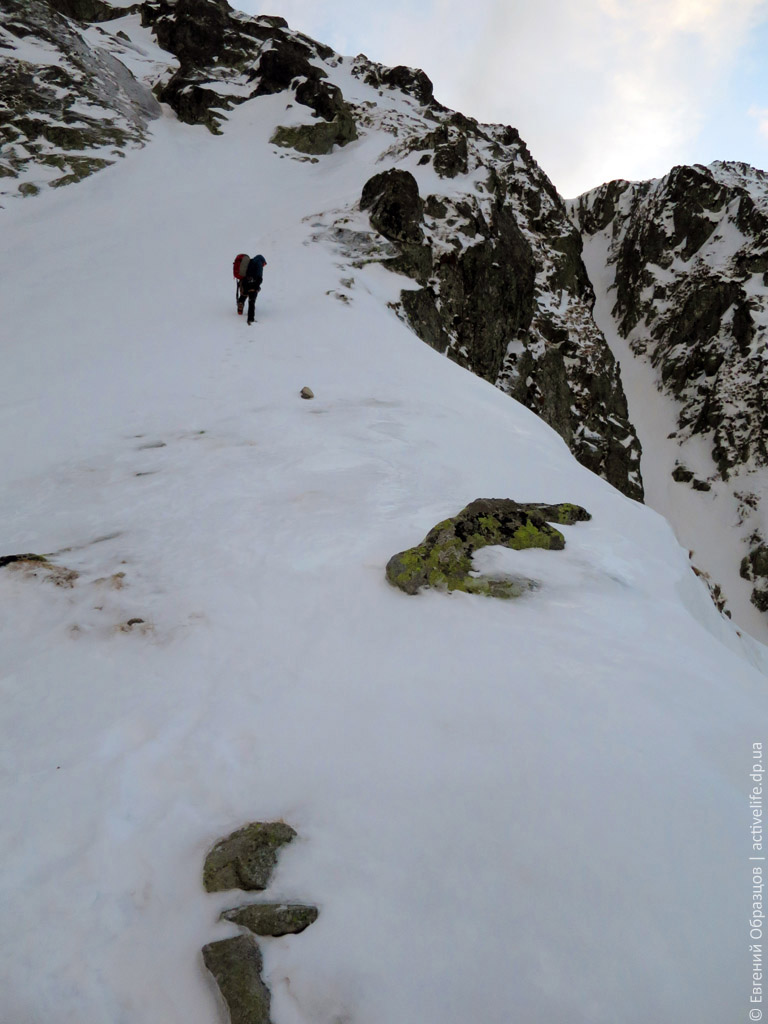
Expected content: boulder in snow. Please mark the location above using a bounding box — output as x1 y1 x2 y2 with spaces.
202 935 271 1024
386 498 590 597
203 821 297 893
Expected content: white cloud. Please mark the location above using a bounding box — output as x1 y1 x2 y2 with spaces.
749 105 768 141
236 0 768 195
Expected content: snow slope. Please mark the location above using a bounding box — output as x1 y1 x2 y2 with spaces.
1 69 767 1024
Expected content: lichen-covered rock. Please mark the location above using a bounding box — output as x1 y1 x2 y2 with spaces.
222 902 319 937
203 822 296 893
271 115 356 156
202 935 272 1024
386 499 591 597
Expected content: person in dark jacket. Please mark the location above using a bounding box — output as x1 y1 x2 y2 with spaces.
237 254 267 325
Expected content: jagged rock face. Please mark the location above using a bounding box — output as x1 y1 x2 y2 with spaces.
570 160 768 615
354 109 642 500
570 162 768 477
0 0 160 198
2 0 642 501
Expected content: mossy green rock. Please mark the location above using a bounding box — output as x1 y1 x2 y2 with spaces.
222 902 319 937
202 935 271 1024
271 114 357 155
203 822 296 893
386 498 590 596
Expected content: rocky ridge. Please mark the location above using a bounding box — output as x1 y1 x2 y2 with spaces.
569 162 768 616
1 0 642 500
0 0 162 194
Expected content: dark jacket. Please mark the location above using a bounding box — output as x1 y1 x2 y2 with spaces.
245 254 266 287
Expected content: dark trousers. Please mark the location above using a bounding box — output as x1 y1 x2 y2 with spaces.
237 280 260 322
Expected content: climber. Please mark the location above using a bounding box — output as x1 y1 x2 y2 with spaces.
237 254 267 325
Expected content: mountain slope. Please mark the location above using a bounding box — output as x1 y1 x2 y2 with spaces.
569 162 768 637
0 0 643 500
1 30 768 1024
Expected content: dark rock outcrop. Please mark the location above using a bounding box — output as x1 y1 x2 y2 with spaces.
47 0 127 21
357 60 435 105
203 822 297 893
141 1 358 145
741 541 768 612
386 499 591 596
361 169 425 244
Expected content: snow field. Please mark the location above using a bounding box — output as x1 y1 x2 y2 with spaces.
0 79 767 1024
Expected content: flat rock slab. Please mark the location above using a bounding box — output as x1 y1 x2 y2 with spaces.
203 822 297 893
386 498 591 596
222 902 319 937
202 935 271 1024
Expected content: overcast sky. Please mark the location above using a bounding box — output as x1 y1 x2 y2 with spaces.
237 0 768 197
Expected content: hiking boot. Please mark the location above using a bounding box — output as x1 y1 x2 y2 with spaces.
237 303 244 315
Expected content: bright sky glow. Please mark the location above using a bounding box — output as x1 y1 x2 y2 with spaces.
237 0 768 196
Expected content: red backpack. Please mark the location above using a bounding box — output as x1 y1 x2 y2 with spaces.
233 253 250 279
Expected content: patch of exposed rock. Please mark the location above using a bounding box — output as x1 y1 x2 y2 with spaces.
386 499 591 596
202 935 272 1024
0 552 79 586
201 822 317 1024
222 902 318 937
203 821 296 893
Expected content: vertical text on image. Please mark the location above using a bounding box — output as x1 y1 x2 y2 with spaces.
750 742 764 1021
